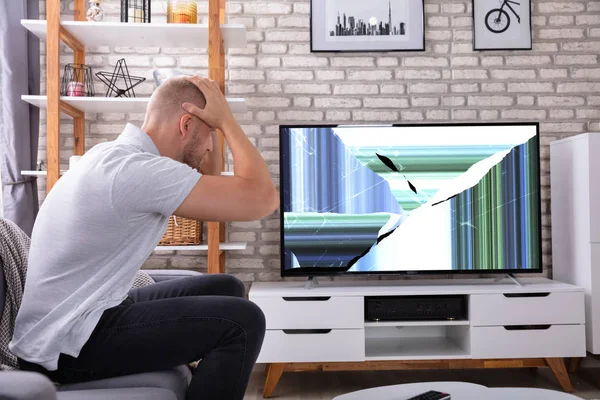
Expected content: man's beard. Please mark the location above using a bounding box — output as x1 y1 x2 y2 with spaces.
182 132 203 169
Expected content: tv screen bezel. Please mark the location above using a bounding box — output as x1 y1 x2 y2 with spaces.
279 122 542 277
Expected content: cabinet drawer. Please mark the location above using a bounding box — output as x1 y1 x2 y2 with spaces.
257 329 365 363
252 296 364 329
470 292 584 326
471 325 585 359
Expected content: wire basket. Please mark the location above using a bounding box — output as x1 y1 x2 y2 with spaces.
159 216 203 246
60 64 95 97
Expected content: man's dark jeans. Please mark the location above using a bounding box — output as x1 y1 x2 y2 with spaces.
18 274 266 400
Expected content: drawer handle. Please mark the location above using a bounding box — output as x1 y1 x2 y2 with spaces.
503 293 550 298
504 325 551 331
282 297 331 302
282 329 332 335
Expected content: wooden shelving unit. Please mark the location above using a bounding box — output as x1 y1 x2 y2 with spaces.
24 0 244 274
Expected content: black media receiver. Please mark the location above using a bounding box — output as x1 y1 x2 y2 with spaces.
365 295 467 322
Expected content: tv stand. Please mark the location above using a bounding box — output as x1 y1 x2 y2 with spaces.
304 276 320 290
250 278 585 398
495 273 525 287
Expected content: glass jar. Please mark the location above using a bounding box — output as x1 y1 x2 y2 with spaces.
166 0 198 24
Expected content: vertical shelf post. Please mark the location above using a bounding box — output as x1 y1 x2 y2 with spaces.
46 0 61 191
208 0 226 274
73 0 86 156
218 0 227 272
74 0 86 22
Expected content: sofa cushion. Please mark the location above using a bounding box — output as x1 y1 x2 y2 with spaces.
145 269 202 283
0 370 57 400
57 366 191 400
57 387 177 400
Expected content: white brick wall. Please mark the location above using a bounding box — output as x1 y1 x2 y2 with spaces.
36 0 600 283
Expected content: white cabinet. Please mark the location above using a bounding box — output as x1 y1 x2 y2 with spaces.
551 132 600 353
249 278 585 364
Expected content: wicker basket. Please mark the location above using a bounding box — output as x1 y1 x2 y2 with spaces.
159 215 202 246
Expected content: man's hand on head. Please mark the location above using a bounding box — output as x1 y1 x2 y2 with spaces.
181 76 235 131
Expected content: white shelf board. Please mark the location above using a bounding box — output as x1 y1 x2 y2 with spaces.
21 19 247 49
365 320 470 328
365 337 470 361
22 95 246 115
155 242 247 251
23 170 234 177
22 170 68 177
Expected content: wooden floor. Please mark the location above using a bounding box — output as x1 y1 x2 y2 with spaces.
244 366 600 399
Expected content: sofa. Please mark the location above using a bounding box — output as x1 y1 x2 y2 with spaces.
0 268 201 400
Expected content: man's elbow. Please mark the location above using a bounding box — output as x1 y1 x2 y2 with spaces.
266 185 280 213
251 184 280 221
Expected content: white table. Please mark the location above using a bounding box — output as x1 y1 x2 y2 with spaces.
333 382 583 400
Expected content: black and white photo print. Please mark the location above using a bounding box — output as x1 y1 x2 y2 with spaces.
311 0 425 52
473 0 532 50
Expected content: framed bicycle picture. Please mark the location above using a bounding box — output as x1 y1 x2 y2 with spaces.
472 0 532 50
310 0 425 52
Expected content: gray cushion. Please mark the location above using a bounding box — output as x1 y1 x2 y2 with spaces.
145 269 201 283
57 366 191 400
57 388 177 400
0 371 57 400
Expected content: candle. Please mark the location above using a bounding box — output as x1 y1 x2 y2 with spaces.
134 8 143 22
67 81 84 96
129 7 144 22
167 2 197 24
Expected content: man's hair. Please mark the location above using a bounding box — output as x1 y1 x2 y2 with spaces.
146 76 206 120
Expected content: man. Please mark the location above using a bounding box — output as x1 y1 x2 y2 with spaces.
10 76 279 400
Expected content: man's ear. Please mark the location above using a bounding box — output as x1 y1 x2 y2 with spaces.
179 114 193 139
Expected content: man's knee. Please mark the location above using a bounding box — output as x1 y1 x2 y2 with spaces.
203 274 246 298
237 299 266 342
222 274 246 297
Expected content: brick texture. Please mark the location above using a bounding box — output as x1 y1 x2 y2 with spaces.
36 0 600 283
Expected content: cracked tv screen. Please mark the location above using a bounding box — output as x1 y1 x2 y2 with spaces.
280 124 541 275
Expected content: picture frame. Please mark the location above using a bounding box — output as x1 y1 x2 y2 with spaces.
472 0 532 51
310 0 425 53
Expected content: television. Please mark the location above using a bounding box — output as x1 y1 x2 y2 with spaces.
280 123 542 277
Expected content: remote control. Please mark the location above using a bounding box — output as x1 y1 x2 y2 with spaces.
406 390 451 400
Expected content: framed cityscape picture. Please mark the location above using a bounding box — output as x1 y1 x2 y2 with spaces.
473 0 532 50
310 0 425 52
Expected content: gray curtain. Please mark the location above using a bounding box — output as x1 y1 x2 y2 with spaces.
0 0 41 236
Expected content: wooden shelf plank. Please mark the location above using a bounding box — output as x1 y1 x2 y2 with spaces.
21 19 247 49
365 320 470 328
155 242 247 251
22 95 246 115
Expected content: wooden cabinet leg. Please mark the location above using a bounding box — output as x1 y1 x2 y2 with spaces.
569 357 583 373
263 363 285 398
546 358 573 392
